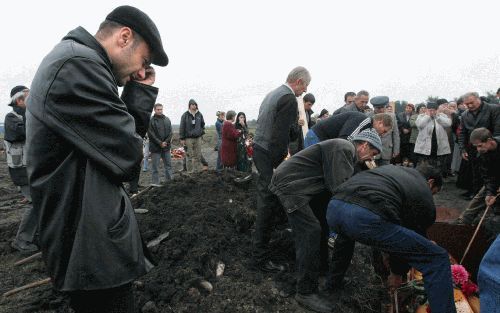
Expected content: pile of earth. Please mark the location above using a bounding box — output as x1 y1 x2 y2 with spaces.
0 169 388 313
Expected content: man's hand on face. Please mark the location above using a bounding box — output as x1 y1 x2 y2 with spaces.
134 65 156 86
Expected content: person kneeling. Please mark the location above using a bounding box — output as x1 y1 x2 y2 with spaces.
327 165 456 313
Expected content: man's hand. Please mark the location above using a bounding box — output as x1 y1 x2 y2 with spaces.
485 195 497 207
298 118 305 126
133 66 156 86
462 151 469 160
403 128 410 134
160 142 168 148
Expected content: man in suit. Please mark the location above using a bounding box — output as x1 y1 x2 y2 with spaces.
252 66 311 273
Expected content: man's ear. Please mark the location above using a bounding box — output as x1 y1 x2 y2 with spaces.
117 27 133 48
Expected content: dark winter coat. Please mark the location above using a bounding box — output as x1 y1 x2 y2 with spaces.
310 111 369 141
4 106 29 186
148 114 172 153
4 106 26 142
397 112 412 144
332 103 365 115
332 165 436 236
479 137 500 197
270 139 356 213
179 110 205 139
26 27 157 291
458 101 500 150
289 108 315 155
221 121 241 167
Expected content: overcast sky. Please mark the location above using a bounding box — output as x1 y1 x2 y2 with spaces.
1 0 499 125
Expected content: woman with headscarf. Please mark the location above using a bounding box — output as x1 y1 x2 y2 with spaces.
235 112 251 172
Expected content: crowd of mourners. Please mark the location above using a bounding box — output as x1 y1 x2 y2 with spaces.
2 5 499 313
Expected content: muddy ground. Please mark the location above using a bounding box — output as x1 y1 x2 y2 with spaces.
0 138 471 313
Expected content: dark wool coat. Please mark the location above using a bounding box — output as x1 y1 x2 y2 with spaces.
26 27 157 291
221 121 241 167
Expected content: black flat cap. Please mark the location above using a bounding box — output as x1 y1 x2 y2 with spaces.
370 96 389 108
426 102 438 110
106 5 168 66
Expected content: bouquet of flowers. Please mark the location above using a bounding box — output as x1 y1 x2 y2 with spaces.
451 264 478 297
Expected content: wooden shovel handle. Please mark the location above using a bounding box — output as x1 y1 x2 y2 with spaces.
3 277 51 297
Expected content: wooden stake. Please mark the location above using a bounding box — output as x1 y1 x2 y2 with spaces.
130 186 153 200
460 198 496 264
3 277 51 297
14 252 42 266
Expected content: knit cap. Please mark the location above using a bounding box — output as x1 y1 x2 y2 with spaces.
352 129 383 153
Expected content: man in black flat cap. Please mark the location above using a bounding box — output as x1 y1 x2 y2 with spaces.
26 5 168 312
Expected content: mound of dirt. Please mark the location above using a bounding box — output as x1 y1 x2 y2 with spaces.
0 170 387 313
132 170 386 313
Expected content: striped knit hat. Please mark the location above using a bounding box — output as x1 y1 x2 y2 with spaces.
352 129 383 153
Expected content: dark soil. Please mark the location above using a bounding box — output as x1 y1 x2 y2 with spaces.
0 142 473 313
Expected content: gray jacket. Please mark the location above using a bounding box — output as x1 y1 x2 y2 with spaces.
379 113 400 160
269 139 356 213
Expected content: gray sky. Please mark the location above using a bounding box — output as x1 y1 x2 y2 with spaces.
1 0 499 125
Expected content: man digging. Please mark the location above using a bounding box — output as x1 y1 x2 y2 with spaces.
269 129 382 313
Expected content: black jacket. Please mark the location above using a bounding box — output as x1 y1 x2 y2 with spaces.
26 27 157 291
179 110 205 139
4 106 29 186
397 112 412 144
458 101 500 150
270 139 356 213
148 114 172 153
4 106 26 142
311 111 370 141
479 137 500 197
332 165 436 236
289 108 315 154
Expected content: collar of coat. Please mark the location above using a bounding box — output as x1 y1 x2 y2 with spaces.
63 26 112 69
